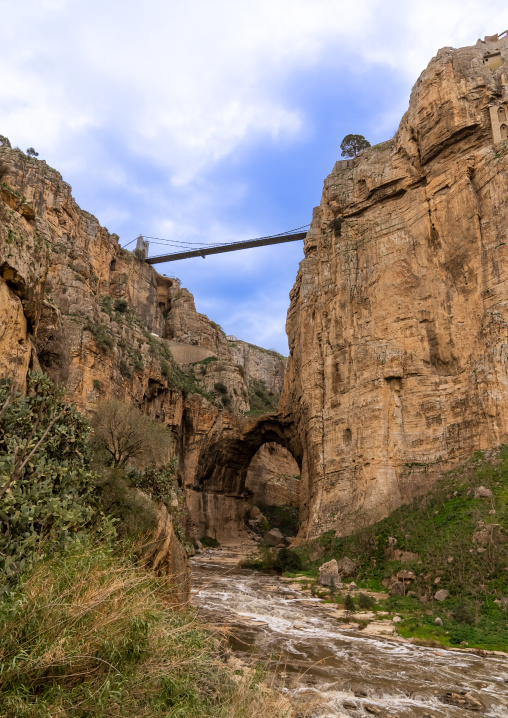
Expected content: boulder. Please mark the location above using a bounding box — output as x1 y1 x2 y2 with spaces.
434 589 449 602
392 615 402 623
390 581 405 596
337 556 357 577
434 617 443 626
474 486 493 499
264 528 287 547
318 559 342 587
397 570 416 581
249 505 262 519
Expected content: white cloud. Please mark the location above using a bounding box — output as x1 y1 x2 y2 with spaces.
1 0 508 350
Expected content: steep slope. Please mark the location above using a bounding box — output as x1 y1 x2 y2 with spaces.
281 33 508 538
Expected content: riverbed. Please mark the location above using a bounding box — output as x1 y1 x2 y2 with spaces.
191 547 508 717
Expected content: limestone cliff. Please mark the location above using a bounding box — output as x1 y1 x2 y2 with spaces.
280 33 508 538
0 144 291 545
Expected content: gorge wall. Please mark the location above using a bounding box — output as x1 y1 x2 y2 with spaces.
3 32 508 545
281 33 508 538
0 145 292 544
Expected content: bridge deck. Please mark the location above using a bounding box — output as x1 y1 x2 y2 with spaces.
146 231 307 264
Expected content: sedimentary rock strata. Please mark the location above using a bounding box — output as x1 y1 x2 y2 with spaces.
280 34 508 537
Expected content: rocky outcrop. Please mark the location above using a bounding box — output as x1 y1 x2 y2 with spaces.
229 340 286 394
0 145 296 546
280 33 508 538
245 442 300 507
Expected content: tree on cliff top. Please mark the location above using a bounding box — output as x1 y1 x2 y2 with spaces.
91 399 172 468
0 135 11 148
340 134 371 158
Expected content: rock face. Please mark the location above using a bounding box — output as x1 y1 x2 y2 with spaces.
280 33 508 538
0 145 295 546
318 558 342 587
245 442 300 507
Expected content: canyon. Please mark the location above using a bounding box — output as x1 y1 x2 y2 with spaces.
2 32 508 545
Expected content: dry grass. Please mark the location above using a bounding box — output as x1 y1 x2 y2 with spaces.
0 540 292 717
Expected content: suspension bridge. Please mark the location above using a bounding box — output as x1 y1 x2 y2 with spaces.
124 226 309 264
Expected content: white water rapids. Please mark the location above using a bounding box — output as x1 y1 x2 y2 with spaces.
191 548 508 717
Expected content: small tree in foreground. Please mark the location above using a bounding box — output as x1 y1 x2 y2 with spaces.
340 134 371 158
92 399 172 468
0 373 98 578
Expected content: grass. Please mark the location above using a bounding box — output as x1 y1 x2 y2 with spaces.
290 446 508 652
0 539 291 718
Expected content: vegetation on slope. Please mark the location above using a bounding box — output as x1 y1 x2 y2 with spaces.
245 378 279 415
0 373 291 717
0 540 291 718
248 447 508 652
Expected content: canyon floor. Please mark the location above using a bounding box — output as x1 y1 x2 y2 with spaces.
192 548 508 718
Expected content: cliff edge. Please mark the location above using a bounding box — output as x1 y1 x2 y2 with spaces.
281 33 508 537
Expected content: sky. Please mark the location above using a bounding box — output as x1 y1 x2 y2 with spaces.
1 1 508 354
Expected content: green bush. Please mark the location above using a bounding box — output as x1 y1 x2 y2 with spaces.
358 592 375 609
119 358 132 378
260 504 299 537
0 373 106 581
201 536 220 548
344 593 356 614
246 378 279 415
273 547 302 574
214 382 228 394
114 297 129 313
84 319 114 352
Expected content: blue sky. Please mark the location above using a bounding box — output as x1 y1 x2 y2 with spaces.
2 1 508 353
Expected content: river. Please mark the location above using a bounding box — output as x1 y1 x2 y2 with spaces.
191 547 508 717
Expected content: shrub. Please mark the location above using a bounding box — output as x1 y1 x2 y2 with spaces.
214 381 228 394
0 373 104 581
260 504 299 537
246 378 279 414
201 535 220 548
274 547 303 574
26 147 39 157
91 399 173 468
0 134 11 148
114 297 129 313
119 358 132 378
93 379 103 392
453 604 475 625
358 592 375 609
344 593 356 614
84 319 114 353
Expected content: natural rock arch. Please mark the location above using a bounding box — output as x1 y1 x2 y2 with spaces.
195 414 302 496
186 412 304 542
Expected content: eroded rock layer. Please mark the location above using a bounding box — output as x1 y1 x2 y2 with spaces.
0 144 293 544
281 34 508 538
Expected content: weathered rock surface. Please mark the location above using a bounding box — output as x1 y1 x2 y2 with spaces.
279 33 508 538
434 589 450 602
264 527 287 546
318 558 341 586
336 556 357 577
245 442 300 507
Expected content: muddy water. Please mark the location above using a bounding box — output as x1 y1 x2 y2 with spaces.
192 548 508 717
